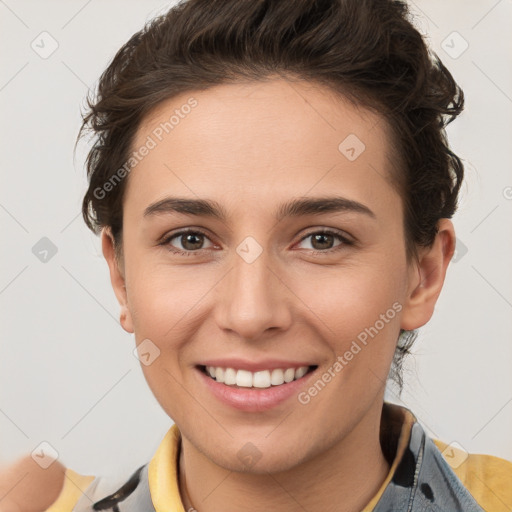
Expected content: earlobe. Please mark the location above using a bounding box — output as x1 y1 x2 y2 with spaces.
101 228 134 334
400 219 456 331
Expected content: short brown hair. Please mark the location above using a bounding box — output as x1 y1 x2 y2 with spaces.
78 0 465 392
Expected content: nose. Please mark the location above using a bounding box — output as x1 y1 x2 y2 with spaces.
214 243 293 341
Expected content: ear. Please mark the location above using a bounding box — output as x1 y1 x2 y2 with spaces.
101 228 134 333
400 219 456 330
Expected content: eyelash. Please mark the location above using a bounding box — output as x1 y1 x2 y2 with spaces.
159 228 354 257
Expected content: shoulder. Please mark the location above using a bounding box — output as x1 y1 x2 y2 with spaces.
46 464 152 512
45 468 95 511
45 425 180 511
433 438 512 512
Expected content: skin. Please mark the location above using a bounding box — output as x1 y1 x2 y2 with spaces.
101 77 455 511
0 456 66 511
0 77 455 511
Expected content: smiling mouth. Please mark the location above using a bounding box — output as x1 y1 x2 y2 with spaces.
198 365 318 389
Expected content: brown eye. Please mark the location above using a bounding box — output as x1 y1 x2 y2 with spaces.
297 230 352 253
310 233 336 250
179 232 205 250
162 229 214 255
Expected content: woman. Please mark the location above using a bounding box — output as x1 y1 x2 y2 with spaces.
2 0 511 510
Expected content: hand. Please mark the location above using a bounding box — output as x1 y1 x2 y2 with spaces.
0 455 66 512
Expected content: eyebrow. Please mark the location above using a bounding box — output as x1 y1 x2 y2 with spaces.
143 196 376 221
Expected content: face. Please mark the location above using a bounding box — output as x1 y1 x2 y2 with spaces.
102 78 453 473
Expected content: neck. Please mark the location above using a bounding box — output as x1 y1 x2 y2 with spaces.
178 400 392 512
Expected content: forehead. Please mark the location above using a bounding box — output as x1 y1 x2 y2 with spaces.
125 78 399 220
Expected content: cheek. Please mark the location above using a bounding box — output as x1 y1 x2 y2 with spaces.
126 263 216 341
295 261 406 366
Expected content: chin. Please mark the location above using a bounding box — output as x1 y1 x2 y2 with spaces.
203 439 311 476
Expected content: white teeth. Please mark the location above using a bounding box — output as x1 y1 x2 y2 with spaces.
270 369 284 386
205 365 311 388
236 369 253 387
295 366 308 379
283 368 295 383
224 367 237 385
253 371 271 388
215 367 225 383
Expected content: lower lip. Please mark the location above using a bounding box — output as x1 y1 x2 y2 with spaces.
196 366 317 412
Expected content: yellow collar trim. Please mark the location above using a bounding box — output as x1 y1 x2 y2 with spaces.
148 423 186 511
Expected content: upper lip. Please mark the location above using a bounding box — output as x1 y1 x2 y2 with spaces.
198 358 317 372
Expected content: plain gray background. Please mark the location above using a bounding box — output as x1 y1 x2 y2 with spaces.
1 0 511 479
